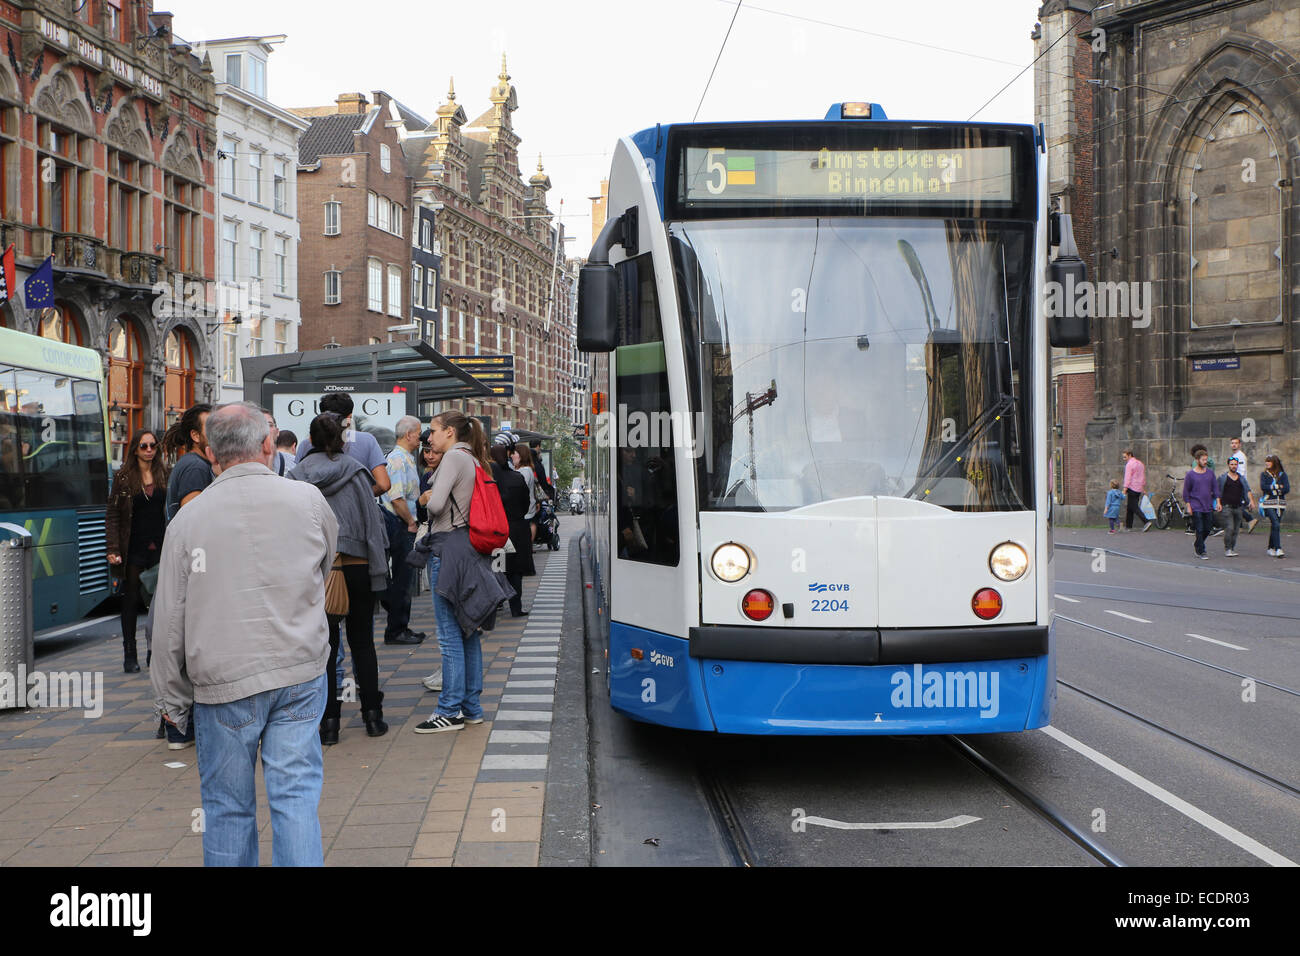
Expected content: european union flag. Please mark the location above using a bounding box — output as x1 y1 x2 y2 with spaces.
24 256 54 310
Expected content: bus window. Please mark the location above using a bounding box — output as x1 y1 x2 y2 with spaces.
10 368 104 509
615 253 679 567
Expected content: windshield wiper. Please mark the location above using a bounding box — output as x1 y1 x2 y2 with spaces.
902 393 1016 501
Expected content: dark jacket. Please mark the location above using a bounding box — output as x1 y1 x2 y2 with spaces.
428 526 515 637
289 451 389 592
1259 469 1289 504
106 465 169 576
492 462 534 577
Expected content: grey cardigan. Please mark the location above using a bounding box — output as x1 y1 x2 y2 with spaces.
429 526 516 637
290 450 389 591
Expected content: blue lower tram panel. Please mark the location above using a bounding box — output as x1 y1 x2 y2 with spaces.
608 621 1054 735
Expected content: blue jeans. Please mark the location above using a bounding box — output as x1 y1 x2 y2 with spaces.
1192 510 1214 556
383 509 415 640
194 673 327 867
1264 507 1283 550
428 555 483 720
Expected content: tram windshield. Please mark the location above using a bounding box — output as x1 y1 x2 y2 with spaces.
671 217 1034 512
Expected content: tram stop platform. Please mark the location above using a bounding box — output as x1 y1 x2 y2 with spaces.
0 540 579 867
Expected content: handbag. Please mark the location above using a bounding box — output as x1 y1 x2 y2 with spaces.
1139 494 1156 521
324 555 349 616
139 565 160 599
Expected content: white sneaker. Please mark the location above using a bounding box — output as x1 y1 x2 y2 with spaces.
1266 549 1276 556
1224 549 1238 557
422 669 442 692
1277 549 1286 559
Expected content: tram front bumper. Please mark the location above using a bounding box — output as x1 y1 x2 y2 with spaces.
608 621 1054 735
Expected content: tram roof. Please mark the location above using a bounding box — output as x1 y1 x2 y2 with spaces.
240 340 492 409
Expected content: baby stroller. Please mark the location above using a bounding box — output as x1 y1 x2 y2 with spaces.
536 498 560 551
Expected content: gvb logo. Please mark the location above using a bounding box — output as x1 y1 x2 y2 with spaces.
890 664 1000 718
50 887 151 936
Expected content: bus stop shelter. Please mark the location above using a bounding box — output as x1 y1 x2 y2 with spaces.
241 340 493 415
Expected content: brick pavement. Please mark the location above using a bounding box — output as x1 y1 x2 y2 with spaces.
0 544 564 867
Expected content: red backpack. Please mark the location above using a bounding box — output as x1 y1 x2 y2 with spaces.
461 454 510 555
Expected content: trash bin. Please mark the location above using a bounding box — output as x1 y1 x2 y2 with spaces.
0 522 34 710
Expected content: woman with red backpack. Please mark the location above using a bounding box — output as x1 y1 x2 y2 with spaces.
413 410 513 733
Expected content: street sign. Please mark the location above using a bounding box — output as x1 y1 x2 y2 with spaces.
1192 356 1240 372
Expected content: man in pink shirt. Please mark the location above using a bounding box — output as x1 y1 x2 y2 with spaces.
1122 449 1151 532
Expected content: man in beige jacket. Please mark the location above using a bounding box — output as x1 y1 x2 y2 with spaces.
151 402 338 866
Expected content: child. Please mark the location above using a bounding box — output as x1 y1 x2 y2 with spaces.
1104 479 1123 532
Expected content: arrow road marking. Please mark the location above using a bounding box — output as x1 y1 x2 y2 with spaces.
802 814 981 831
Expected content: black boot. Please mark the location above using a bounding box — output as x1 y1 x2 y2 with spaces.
123 637 140 674
319 718 340 746
362 709 388 737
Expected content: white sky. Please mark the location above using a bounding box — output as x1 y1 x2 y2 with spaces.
167 0 1042 241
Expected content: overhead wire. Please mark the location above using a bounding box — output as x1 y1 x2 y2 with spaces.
694 0 745 122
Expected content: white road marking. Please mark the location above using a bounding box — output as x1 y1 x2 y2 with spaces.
488 730 551 744
35 615 116 640
802 814 981 831
480 754 547 770
1054 594 1081 604
1104 610 1151 624
1185 632 1247 651
1040 725 1296 867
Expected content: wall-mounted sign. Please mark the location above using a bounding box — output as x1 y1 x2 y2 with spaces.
140 73 164 98
109 54 133 83
39 16 68 47
489 385 515 397
1192 356 1240 372
76 36 103 67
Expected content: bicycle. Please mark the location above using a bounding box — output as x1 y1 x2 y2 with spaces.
1154 474 1192 531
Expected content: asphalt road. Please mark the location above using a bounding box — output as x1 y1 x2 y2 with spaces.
580 540 1300 868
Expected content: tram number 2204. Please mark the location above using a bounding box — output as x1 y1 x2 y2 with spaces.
811 599 850 613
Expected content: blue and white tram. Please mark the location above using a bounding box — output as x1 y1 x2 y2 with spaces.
578 103 1088 735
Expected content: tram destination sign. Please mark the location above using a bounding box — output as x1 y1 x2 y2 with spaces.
680 144 1014 205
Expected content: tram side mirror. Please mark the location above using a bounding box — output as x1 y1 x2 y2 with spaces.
577 264 618 353
1047 212 1091 348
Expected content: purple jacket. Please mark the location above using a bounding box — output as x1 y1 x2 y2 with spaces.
1183 468 1219 513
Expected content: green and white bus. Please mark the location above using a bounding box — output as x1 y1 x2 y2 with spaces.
0 325 111 630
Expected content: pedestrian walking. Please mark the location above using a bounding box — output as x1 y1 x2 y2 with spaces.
105 429 168 673
288 413 391 746
413 411 513 733
1122 449 1150 531
1104 479 1123 533
490 437 534 617
418 438 445 695
1217 458 1254 557
1227 437 1258 533
379 416 426 645
151 402 339 867
1259 455 1289 558
1182 445 1221 560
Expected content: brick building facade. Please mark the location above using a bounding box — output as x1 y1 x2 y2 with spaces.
0 0 217 465
293 91 413 350
1086 0 1299 521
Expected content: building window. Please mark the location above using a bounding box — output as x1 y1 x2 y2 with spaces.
380 144 391 173
248 150 263 204
425 269 435 313
441 306 450 348
164 173 201 274
274 236 288 294
221 221 238 283
367 191 378 227
392 201 403 237
324 200 340 235
474 315 481 355
273 159 287 213
37 122 89 234
249 228 264 281
107 317 144 462
105 0 122 40
107 149 147 252
324 270 341 305
248 57 266 98
412 265 424 308
246 315 263 357
222 326 239 385
221 136 238 195
0 103 17 220
368 259 383 311
275 320 289 354
466 244 478 290
421 219 432 250
378 197 390 233
225 54 242 88
387 265 402 317
164 329 197 422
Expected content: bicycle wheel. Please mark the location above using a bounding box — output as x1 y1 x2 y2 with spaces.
1155 497 1173 530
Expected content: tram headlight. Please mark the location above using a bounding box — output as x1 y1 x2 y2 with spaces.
989 542 1029 582
711 543 752 582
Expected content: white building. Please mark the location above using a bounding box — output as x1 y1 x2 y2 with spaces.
203 35 309 404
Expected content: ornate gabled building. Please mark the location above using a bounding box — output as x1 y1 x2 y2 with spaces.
398 59 579 432
0 0 218 464
1083 0 1299 519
